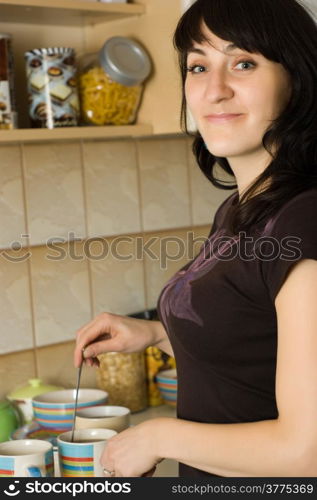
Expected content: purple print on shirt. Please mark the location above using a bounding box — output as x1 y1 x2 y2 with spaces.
159 228 240 327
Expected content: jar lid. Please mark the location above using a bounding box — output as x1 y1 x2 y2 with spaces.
99 36 152 87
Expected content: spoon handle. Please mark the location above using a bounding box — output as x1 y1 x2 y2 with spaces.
70 357 84 443
70 335 110 442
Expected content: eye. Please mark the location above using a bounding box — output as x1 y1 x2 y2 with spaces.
235 60 256 70
186 64 206 74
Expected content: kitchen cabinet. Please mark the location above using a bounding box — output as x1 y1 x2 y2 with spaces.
0 0 183 143
0 0 145 25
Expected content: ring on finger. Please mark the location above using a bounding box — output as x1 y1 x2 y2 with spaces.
103 468 115 477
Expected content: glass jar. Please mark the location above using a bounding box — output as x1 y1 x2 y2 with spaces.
96 352 147 413
79 36 152 126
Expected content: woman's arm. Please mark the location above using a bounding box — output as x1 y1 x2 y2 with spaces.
150 320 174 357
102 259 317 477
158 258 317 476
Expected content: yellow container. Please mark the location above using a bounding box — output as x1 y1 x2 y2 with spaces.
145 347 176 407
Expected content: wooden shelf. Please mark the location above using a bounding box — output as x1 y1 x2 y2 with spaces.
0 0 145 26
0 124 153 143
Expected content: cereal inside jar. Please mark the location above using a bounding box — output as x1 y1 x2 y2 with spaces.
96 352 148 413
79 37 152 126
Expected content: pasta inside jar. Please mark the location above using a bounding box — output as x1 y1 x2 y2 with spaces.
79 38 151 126
79 66 143 126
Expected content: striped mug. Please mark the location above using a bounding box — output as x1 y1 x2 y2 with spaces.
0 439 54 477
57 428 117 477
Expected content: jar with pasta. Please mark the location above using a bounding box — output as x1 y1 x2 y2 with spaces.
79 37 152 126
96 352 148 413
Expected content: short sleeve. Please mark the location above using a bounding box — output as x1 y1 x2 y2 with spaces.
261 189 317 302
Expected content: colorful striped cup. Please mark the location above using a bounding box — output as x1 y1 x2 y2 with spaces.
0 439 54 477
32 389 108 432
156 368 177 407
57 428 117 477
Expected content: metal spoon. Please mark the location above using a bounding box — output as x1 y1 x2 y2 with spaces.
70 334 110 442
70 348 85 443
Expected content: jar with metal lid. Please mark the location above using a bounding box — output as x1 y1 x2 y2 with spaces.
0 33 17 129
96 352 147 413
79 36 152 126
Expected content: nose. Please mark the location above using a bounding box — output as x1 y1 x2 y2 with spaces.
204 70 233 103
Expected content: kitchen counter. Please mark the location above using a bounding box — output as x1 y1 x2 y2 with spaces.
130 404 178 477
53 404 178 477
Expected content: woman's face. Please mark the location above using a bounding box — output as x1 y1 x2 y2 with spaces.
185 26 292 160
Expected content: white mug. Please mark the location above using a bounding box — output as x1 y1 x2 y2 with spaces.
57 428 117 477
0 439 54 477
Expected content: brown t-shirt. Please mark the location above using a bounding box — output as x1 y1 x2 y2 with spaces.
157 188 317 477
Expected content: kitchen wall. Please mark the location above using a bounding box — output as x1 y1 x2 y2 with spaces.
0 134 234 399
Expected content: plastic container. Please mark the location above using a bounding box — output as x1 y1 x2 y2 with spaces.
24 47 80 128
96 352 147 413
79 36 152 125
0 33 18 129
7 378 63 424
145 346 176 407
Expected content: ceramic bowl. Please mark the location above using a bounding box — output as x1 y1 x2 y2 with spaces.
156 369 177 407
32 389 108 432
75 405 131 433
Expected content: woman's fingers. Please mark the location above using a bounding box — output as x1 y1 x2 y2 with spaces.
82 338 109 360
142 466 157 477
73 314 114 367
84 356 99 368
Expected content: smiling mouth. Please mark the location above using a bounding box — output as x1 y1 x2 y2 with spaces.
205 114 243 123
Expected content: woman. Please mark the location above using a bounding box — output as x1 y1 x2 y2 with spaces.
74 0 317 477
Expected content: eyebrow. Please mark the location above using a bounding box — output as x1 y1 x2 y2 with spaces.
188 43 239 55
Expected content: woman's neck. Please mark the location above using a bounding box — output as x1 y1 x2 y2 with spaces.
227 148 273 201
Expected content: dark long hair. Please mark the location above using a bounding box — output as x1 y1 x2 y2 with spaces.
174 0 317 233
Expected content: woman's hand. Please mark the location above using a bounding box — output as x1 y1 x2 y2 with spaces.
73 312 168 368
101 419 167 477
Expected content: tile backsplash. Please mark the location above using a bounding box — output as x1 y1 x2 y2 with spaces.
23 142 86 246
83 140 142 238
138 137 191 231
0 134 234 398
0 146 26 249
